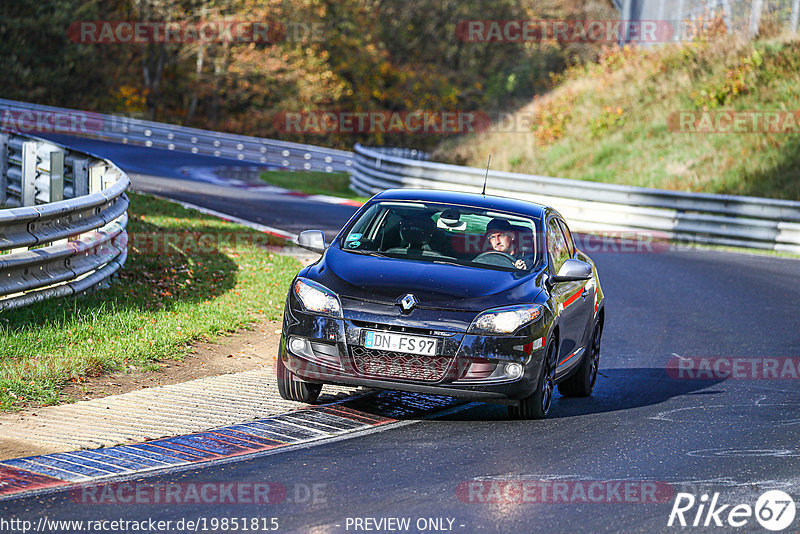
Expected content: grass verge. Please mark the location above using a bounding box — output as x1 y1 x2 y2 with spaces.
259 170 368 203
0 192 300 411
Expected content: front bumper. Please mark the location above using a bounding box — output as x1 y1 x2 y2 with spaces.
280 308 547 404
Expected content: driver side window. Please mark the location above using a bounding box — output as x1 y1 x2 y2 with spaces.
547 219 570 274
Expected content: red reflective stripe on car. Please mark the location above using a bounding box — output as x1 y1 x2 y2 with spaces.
558 351 578 366
563 288 583 309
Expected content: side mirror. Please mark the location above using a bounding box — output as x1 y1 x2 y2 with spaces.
297 230 326 254
550 258 592 283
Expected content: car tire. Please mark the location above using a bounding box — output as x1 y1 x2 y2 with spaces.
508 336 556 420
558 317 602 397
277 354 323 403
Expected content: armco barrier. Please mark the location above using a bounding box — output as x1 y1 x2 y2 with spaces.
350 144 800 254
0 98 354 173
0 131 128 311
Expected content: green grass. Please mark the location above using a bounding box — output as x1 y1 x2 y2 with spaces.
259 170 368 203
434 34 800 201
0 192 301 411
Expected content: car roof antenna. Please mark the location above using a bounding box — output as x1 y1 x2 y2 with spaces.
482 154 492 196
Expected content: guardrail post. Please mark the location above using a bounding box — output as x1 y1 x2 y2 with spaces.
89 161 105 193
72 158 89 197
102 167 121 190
749 0 764 37
21 141 37 206
619 0 633 43
792 0 799 33
48 149 64 202
0 133 8 206
720 0 733 33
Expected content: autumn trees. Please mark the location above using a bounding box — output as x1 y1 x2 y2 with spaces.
0 0 616 148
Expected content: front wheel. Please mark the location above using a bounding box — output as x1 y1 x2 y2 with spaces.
508 337 556 420
277 354 323 403
558 317 602 397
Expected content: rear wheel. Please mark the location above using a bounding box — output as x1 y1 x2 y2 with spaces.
277 354 323 403
558 317 602 397
508 336 556 420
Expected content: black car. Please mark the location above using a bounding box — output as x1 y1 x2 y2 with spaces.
277 189 605 419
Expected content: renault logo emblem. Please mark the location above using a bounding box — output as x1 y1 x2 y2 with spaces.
398 294 417 312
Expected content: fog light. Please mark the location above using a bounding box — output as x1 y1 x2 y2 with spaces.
288 336 314 358
289 337 305 353
506 362 523 379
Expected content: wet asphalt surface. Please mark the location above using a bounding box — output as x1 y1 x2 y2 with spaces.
3 136 799 533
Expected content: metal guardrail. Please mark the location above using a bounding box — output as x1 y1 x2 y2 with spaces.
0 98 354 174
0 132 129 311
619 0 799 43
350 144 800 254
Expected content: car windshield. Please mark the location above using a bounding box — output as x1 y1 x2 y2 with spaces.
340 201 542 272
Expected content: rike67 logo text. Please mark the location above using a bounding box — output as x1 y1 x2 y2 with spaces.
668 490 796 531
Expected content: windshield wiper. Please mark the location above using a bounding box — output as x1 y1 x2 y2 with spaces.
432 259 466 267
347 249 393 258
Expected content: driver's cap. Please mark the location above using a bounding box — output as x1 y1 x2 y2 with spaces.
485 218 513 235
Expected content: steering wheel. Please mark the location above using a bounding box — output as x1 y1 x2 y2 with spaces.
474 251 517 267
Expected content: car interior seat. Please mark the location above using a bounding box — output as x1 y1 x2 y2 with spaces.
385 214 438 254
511 224 535 256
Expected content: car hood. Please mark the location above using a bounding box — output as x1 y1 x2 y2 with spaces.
309 246 543 312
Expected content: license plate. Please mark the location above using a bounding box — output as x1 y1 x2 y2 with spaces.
363 331 438 356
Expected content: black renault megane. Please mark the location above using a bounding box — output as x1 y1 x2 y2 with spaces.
277 189 605 419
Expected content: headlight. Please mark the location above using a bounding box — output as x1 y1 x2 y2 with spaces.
468 304 543 335
293 278 342 317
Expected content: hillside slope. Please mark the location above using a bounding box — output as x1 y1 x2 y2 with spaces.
434 34 800 200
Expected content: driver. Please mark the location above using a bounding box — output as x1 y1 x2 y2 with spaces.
485 218 527 270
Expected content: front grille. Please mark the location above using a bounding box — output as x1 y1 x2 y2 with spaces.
341 296 475 313
349 346 453 382
351 320 434 336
